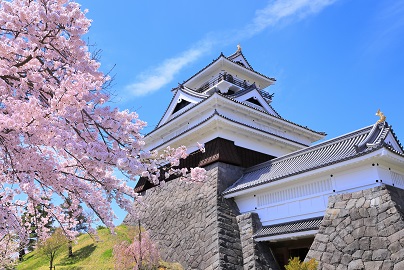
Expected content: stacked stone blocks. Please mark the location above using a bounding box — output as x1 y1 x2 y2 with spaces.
123 163 246 269
307 185 404 270
237 212 279 270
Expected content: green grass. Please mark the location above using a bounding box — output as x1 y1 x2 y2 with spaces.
17 225 183 270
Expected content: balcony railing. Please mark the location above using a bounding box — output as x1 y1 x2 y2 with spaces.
196 73 252 93
195 72 273 100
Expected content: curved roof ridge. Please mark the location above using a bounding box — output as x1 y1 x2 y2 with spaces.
179 86 209 98
354 122 388 152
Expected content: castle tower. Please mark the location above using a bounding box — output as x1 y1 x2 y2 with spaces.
126 47 324 269
125 47 404 269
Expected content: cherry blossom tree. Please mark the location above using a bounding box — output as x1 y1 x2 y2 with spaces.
113 225 160 270
0 0 205 257
0 233 19 268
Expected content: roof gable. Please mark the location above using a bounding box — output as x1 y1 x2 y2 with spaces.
183 53 275 92
227 49 253 69
158 88 204 127
232 88 277 116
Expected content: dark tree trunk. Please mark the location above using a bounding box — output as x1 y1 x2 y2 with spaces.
50 252 55 270
19 248 25 261
68 240 73 257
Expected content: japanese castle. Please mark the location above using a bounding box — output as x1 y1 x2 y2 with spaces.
126 46 404 270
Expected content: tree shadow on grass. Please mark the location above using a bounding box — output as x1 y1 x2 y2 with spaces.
59 243 96 266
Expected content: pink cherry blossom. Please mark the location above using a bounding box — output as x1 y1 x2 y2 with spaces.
0 0 206 259
113 230 160 270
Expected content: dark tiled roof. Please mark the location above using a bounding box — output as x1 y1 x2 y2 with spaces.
254 216 323 239
149 110 311 151
218 94 325 136
224 122 393 195
182 53 275 87
148 93 324 140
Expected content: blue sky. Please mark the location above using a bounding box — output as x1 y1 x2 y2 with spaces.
77 0 404 224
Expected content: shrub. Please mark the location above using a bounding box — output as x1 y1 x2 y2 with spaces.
285 257 318 270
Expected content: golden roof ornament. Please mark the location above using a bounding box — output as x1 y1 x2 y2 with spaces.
237 44 242 52
376 109 386 124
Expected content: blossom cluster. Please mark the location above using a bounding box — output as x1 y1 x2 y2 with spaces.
0 0 206 258
0 233 19 268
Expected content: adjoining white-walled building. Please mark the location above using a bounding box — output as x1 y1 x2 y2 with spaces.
129 47 404 269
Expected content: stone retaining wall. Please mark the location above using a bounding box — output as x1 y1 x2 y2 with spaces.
306 185 404 270
123 163 246 269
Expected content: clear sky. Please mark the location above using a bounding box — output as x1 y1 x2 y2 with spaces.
77 0 404 224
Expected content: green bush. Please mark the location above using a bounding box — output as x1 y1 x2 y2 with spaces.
285 257 318 270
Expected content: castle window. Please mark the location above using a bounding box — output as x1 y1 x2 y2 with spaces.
246 97 262 107
172 99 191 114
235 60 245 67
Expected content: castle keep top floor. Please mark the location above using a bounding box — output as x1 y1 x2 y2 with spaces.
143 48 326 157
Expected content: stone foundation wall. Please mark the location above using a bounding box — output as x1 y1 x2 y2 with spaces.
237 212 280 270
307 185 404 270
123 163 246 269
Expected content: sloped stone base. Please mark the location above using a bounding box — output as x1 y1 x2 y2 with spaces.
124 163 245 269
306 185 404 270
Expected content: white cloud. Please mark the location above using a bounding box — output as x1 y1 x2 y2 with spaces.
246 0 336 36
126 40 213 97
126 0 337 97
364 1 404 55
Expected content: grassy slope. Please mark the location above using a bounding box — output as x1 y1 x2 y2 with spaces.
17 225 182 270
